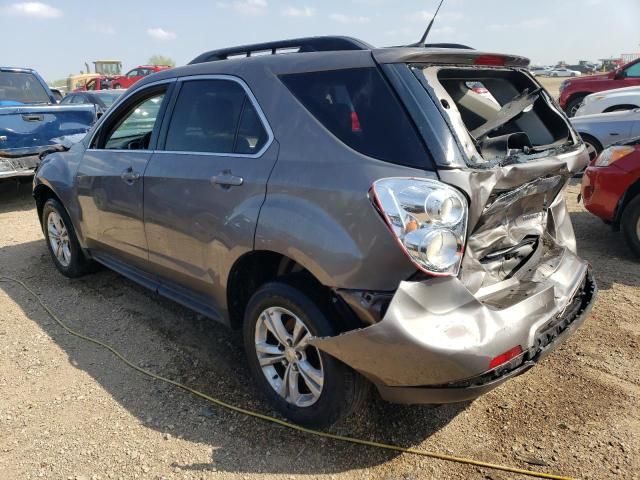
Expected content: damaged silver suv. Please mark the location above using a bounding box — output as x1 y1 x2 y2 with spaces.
33 37 597 427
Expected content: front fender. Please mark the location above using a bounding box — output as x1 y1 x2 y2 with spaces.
33 145 86 245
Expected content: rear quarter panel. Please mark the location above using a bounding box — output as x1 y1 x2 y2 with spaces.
250 69 433 291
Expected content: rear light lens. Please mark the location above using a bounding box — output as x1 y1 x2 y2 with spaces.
350 111 362 132
371 178 468 276
595 145 635 167
489 346 523 370
473 55 506 66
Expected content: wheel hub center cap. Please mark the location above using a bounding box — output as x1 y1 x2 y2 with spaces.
285 348 297 363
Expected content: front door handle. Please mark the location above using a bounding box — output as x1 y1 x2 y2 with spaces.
211 171 243 188
120 167 140 185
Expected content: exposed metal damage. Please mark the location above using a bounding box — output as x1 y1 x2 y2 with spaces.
310 60 596 404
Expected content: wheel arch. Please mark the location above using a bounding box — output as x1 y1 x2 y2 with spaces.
614 178 640 230
226 250 359 331
33 183 63 228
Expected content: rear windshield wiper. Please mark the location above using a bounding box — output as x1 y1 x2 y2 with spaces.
471 88 541 141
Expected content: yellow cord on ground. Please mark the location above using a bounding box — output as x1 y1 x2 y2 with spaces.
1 276 576 480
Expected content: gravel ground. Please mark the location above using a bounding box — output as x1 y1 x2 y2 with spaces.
0 179 638 480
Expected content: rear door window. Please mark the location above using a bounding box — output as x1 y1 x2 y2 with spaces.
164 79 268 155
280 67 430 169
0 71 50 104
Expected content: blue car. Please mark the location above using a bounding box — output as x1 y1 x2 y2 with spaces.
0 67 96 180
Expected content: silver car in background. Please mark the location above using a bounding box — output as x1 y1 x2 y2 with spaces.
572 108 640 160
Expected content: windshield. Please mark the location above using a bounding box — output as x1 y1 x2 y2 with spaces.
96 63 122 75
96 91 124 107
0 71 50 104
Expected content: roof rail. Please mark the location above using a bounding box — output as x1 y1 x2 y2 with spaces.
189 36 373 65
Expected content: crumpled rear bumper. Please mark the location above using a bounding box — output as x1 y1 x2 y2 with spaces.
310 248 596 404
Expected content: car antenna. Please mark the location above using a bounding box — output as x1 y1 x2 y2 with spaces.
417 0 446 47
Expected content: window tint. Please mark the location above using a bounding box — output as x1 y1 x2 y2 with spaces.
281 68 429 168
0 71 50 104
102 93 165 150
164 79 268 155
624 62 640 78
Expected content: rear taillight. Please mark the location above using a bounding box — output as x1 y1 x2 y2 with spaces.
350 111 362 132
473 55 506 66
370 178 468 276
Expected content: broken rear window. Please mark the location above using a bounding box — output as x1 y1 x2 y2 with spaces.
415 67 572 163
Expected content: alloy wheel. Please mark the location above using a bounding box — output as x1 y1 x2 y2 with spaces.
47 211 71 267
254 306 324 407
584 140 598 161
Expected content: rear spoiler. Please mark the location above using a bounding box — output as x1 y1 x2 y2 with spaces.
373 48 530 68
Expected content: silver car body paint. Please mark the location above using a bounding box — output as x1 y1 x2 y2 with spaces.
34 44 597 404
571 108 640 149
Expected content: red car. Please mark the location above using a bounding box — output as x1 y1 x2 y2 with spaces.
581 139 640 257
74 76 114 92
111 65 171 89
559 58 640 117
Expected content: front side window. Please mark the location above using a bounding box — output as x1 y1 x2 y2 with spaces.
623 62 640 78
280 68 429 168
164 79 268 155
100 92 165 150
127 69 139 78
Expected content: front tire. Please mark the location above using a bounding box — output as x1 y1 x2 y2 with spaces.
42 198 93 277
621 195 640 258
243 281 367 428
566 95 587 117
580 133 602 162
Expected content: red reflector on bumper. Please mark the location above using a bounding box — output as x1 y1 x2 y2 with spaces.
489 346 523 370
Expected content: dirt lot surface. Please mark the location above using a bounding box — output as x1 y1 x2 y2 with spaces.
0 180 638 480
537 77 565 100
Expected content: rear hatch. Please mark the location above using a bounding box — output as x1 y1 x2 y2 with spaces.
375 49 589 293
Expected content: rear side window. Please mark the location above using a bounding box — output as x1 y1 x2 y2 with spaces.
281 68 430 168
164 79 268 155
0 71 50 104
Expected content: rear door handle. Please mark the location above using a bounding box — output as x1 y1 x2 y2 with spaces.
210 172 243 187
120 167 140 185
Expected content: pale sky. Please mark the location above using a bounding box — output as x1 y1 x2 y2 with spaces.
1 0 639 82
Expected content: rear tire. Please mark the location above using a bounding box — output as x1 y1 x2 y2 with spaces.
243 281 368 428
621 195 640 258
42 198 93 278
